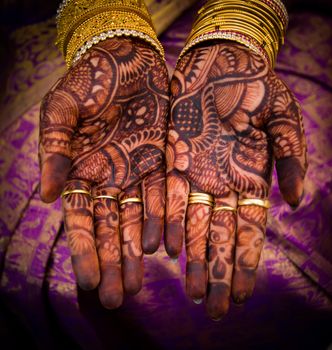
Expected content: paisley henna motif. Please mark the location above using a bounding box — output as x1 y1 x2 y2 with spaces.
39 37 169 308
166 42 307 320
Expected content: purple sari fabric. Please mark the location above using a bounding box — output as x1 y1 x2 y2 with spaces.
1 7 332 350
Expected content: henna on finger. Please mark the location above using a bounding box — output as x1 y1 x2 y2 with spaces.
267 77 307 207
165 170 190 258
185 198 212 299
232 201 267 304
206 191 237 320
119 186 143 294
93 187 123 309
62 179 100 290
141 170 165 254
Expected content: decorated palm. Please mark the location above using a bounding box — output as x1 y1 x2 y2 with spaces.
39 38 169 309
165 43 307 320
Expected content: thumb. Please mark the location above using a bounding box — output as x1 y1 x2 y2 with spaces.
39 88 78 202
267 78 308 208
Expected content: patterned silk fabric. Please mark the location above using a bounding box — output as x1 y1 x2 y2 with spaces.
0 4 332 349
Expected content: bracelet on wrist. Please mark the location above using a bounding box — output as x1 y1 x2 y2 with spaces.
179 0 288 68
56 0 165 68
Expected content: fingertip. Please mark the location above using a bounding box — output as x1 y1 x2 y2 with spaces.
72 255 100 291
142 219 163 254
206 283 230 320
290 189 305 211
98 265 123 309
40 153 71 202
165 222 184 258
232 291 249 305
99 291 123 310
231 268 255 305
276 157 306 208
186 261 207 300
78 278 100 291
123 257 143 295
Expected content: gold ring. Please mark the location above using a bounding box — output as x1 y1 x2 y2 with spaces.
61 189 91 197
93 195 117 201
238 198 271 209
188 192 214 207
119 197 142 206
189 192 214 202
188 199 214 207
213 205 237 212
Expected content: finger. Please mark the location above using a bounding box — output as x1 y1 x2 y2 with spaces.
39 88 78 202
185 189 212 300
93 187 122 309
231 195 267 304
141 170 165 254
62 179 99 290
119 186 143 295
165 170 190 258
206 191 237 320
267 78 307 208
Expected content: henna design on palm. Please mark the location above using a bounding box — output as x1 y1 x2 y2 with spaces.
165 42 307 320
39 38 169 308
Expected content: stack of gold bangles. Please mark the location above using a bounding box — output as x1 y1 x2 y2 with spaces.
55 0 164 68
179 0 288 68
188 193 270 211
61 189 142 206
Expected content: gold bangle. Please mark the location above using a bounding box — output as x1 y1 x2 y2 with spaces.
213 205 237 212
55 0 164 67
93 195 118 201
179 31 270 65
119 197 142 206
61 189 91 197
182 0 288 68
238 198 271 209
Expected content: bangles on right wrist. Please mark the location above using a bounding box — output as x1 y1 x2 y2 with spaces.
179 0 288 68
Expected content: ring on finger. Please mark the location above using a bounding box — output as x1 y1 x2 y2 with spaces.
93 195 118 201
188 192 214 207
61 189 91 197
119 197 142 206
238 198 271 209
213 205 237 212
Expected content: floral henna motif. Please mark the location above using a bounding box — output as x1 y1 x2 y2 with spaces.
119 186 143 294
166 42 307 319
39 37 169 308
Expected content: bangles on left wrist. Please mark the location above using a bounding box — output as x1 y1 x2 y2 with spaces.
55 0 165 68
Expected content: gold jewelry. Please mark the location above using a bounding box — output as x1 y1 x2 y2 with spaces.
119 197 143 206
213 205 237 212
180 0 288 68
93 195 118 201
238 198 271 209
56 0 164 67
188 192 214 207
61 189 91 197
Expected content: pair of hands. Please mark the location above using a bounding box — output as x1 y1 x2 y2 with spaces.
39 37 307 320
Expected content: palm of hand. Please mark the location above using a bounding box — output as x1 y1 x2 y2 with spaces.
166 43 307 319
39 38 169 308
